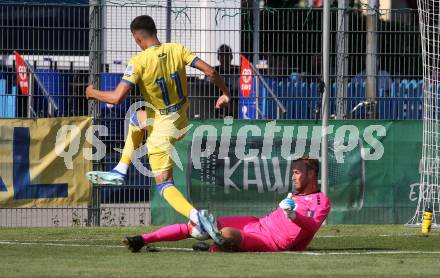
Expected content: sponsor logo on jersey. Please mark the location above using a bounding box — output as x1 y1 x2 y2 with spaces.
124 65 133 77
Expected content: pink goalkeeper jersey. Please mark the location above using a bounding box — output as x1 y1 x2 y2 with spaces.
247 191 331 251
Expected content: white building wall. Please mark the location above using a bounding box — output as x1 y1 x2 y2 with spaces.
102 0 241 74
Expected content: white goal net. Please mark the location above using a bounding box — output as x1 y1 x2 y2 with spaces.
407 0 440 227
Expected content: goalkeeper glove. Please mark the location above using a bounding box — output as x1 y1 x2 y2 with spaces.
279 193 296 220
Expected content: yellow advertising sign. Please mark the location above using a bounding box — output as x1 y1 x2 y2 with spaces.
0 117 92 207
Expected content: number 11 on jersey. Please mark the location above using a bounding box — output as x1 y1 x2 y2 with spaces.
156 72 185 106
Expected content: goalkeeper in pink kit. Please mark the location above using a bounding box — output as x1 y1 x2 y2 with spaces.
124 157 331 252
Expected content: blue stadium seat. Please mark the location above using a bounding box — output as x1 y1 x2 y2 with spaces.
377 87 395 119
415 80 423 119
262 77 293 119
310 82 320 120
349 72 394 119
396 79 408 119
282 81 320 119
242 78 323 120
346 80 366 119
263 77 282 119
396 79 423 120
246 78 425 120
34 69 68 117
288 81 299 119
406 80 423 119
290 82 304 119
99 73 131 112
329 82 338 118
0 81 17 118
98 73 132 145
0 78 5 94
276 78 289 119
278 79 292 119
376 80 397 120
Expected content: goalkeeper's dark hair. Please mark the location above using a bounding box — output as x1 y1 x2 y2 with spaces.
130 15 157 36
292 156 319 176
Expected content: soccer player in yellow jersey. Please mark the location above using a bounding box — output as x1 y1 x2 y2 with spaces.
85 15 230 243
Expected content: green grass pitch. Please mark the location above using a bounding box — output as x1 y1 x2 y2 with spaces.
0 225 439 277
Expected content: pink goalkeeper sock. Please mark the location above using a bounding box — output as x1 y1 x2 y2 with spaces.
142 223 189 244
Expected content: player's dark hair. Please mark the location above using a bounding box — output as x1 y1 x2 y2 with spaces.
292 156 319 176
130 15 157 36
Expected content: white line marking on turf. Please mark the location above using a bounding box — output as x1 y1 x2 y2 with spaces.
295 251 440 256
316 234 424 238
1 241 440 255
0 238 196 242
0 240 124 248
147 248 440 255
0 240 194 251
153 247 193 251
0 239 117 242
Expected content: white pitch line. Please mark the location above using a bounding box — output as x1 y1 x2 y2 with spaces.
315 234 420 238
0 238 195 242
153 246 193 252
1 241 439 255
0 240 124 248
295 251 440 256
151 248 440 255
0 239 110 242
0 240 193 251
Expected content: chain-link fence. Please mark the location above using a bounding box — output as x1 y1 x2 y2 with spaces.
1 1 423 121
0 0 422 226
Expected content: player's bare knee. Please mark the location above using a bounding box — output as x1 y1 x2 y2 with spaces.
136 111 147 127
154 169 173 184
130 110 148 130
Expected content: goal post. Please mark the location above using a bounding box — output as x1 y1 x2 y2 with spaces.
407 0 440 228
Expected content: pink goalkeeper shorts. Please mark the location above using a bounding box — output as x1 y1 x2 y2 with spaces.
216 216 279 252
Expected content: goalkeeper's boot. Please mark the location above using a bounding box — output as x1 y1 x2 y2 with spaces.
197 210 224 245
192 242 210 252
123 235 145 253
86 169 127 186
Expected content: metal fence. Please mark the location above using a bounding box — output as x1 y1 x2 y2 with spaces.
0 1 422 226
1 2 423 120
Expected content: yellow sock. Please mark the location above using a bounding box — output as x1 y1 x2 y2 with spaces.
120 124 144 164
162 186 195 219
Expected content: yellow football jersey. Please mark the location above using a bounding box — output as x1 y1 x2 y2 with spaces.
121 43 198 111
